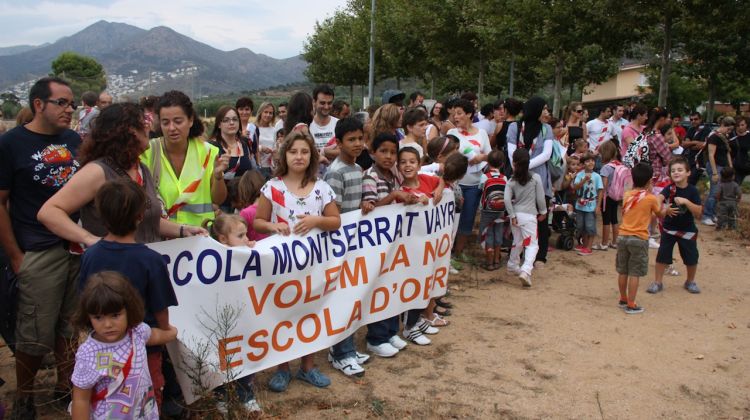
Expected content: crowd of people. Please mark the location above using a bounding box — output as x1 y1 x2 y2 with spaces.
0 76 747 419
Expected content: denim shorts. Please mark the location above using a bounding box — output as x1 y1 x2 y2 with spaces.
575 210 597 236
478 210 505 249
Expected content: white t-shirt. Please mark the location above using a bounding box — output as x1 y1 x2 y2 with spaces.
309 116 339 151
447 127 491 186
258 126 276 168
608 117 629 143
399 140 424 159
586 118 613 151
474 119 496 139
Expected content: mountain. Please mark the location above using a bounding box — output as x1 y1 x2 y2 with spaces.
0 20 308 95
0 44 48 56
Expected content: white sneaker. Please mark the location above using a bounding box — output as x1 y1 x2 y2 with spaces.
388 335 408 350
417 318 439 335
366 341 399 357
648 238 660 249
506 266 521 276
449 265 459 274
403 325 431 345
330 356 365 377
701 217 716 226
519 271 532 287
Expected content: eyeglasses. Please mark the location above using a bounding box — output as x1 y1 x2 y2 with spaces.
45 98 76 109
689 118 699 121
575 109 583 113
221 117 239 123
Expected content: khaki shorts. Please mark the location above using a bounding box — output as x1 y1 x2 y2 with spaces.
15 245 80 356
615 236 649 277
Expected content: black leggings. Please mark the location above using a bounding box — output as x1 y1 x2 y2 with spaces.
535 197 552 263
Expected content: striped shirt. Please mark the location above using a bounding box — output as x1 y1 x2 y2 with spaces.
363 165 398 203
324 157 363 213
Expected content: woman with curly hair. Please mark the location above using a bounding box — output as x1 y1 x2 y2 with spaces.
38 102 205 245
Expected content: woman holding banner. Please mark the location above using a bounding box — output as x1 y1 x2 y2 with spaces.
38 102 205 245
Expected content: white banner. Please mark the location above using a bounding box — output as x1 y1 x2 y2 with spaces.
148 193 456 403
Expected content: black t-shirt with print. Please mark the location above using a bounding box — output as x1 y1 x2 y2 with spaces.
0 126 81 251
660 183 701 233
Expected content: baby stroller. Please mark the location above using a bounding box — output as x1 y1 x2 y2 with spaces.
550 193 577 251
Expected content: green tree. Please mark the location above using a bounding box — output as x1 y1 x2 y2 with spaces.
1 92 22 119
50 52 107 100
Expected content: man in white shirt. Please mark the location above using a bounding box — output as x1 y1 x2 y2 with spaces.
309 84 339 169
608 104 628 147
586 105 613 154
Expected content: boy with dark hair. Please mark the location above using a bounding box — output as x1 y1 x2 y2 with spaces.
79 179 179 411
479 150 507 270
615 163 667 314
648 156 704 294
715 166 741 230
324 117 370 375
572 152 603 255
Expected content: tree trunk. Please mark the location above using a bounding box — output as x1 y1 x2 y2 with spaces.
658 14 672 107
553 55 564 119
707 76 716 123
478 52 485 103
509 54 515 97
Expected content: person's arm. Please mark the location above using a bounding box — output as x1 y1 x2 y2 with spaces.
153 309 170 330
210 153 229 205
506 123 518 170
572 173 589 190
726 151 733 169
432 177 445 204
504 181 516 221
71 386 92 420
708 143 719 181
158 219 206 239
535 177 547 217
293 200 341 235
529 139 553 170
601 175 610 212
323 171 345 212
37 163 106 247
0 190 23 273
147 325 178 346
595 188 603 214
253 195 290 235
323 144 340 160
673 195 703 219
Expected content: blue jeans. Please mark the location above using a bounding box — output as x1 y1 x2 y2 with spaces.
703 165 722 219
457 185 482 235
366 316 400 345
331 334 356 361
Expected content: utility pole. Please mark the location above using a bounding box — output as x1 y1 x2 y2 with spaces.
367 0 376 108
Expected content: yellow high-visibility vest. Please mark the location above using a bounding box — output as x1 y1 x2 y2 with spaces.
140 138 219 227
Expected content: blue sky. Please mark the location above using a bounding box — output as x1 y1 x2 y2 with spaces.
0 0 348 58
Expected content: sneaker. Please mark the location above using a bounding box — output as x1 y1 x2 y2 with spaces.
268 370 292 392
449 265 459 274
366 342 399 358
519 271 532 288
506 266 521 276
576 247 593 256
618 299 628 308
665 264 679 276
624 305 645 314
450 258 464 271
608 242 618 249
592 243 608 251
403 325 431 345
330 356 365 377
684 281 701 294
296 367 332 387
244 399 262 413
648 238 660 249
574 244 585 252
646 282 663 294
416 318 439 335
355 351 371 365
10 396 35 420
388 335 408 350
701 217 715 226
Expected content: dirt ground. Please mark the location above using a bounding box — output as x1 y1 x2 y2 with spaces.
1 224 749 419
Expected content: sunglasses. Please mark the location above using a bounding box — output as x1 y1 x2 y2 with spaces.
45 98 77 109
575 109 583 113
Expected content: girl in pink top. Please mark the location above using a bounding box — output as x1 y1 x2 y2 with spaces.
235 170 270 241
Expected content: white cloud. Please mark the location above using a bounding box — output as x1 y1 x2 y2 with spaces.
0 0 347 58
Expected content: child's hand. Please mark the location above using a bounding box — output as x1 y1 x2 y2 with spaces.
511 217 518 226
401 192 419 205
361 201 375 214
665 206 679 217
214 153 230 175
246 240 257 248
584 173 591 181
273 223 291 236
320 155 330 166
418 195 429 205
537 213 547 222
673 197 688 206
293 215 318 235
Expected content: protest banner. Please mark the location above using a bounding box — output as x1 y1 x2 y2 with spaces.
148 192 455 403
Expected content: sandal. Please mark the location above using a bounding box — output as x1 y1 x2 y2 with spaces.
436 297 453 309
434 307 451 317
426 314 450 327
